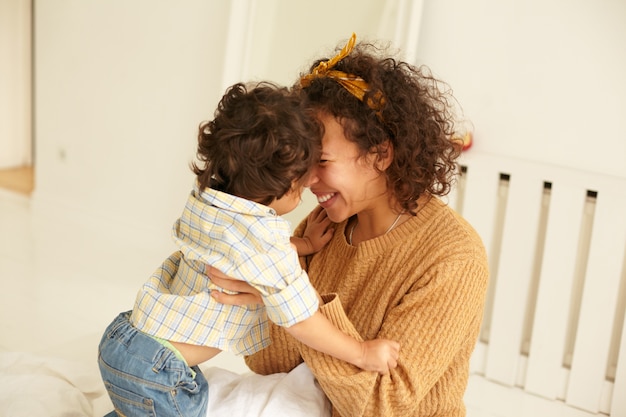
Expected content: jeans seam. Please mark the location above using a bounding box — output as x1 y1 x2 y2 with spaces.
99 355 178 392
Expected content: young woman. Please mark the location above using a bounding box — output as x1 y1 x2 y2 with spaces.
210 34 489 417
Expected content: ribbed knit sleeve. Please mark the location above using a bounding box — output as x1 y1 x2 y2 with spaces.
246 198 489 417
302 259 488 417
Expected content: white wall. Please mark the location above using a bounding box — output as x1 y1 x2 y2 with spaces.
0 0 31 168
416 0 626 179
32 0 626 248
34 0 231 250
244 0 388 85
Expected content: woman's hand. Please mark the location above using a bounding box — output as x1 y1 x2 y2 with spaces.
207 265 264 306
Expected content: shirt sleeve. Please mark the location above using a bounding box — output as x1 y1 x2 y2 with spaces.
242 244 319 328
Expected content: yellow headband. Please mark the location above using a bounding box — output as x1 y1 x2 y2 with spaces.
300 33 384 118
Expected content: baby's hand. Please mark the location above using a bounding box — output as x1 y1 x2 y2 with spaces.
300 206 334 255
358 339 400 375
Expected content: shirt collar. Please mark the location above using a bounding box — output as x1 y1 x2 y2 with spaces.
193 182 277 217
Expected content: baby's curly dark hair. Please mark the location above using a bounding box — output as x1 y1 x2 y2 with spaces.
192 82 321 206
297 39 462 214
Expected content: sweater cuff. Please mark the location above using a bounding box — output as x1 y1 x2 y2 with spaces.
318 293 363 341
319 293 335 305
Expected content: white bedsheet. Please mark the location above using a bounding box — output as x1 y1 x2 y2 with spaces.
0 351 110 417
0 351 330 417
203 363 331 417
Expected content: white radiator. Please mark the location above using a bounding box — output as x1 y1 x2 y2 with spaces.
450 152 626 416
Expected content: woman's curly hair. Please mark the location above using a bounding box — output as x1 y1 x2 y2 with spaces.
296 40 462 214
192 82 321 206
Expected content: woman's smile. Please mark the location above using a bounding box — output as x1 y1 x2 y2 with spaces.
315 192 336 205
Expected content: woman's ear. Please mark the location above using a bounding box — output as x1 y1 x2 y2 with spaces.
374 140 393 171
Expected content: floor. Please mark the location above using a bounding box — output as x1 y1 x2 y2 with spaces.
0 182 508 417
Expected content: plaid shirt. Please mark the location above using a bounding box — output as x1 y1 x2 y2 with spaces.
130 184 319 355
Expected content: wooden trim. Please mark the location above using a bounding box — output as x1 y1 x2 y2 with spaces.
0 166 34 195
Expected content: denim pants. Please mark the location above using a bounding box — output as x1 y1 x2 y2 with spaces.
98 311 208 417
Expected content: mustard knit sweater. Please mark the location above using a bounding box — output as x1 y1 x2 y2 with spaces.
245 197 489 417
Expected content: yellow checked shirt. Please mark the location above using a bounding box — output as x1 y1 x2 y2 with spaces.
130 184 319 355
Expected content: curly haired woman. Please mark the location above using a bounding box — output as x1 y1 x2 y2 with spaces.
211 34 489 417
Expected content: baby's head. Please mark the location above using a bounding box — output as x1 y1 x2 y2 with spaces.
193 82 321 207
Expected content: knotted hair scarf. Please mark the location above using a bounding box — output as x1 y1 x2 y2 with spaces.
300 33 385 120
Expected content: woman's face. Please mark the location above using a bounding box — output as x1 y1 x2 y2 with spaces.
308 113 389 223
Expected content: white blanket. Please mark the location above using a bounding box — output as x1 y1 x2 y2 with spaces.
203 363 331 417
0 351 110 417
0 351 330 417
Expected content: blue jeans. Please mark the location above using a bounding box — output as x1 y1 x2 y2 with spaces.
98 311 208 417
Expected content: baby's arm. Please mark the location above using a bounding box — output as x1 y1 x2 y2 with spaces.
208 264 399 372
290 206 334 256
284 310 400 374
